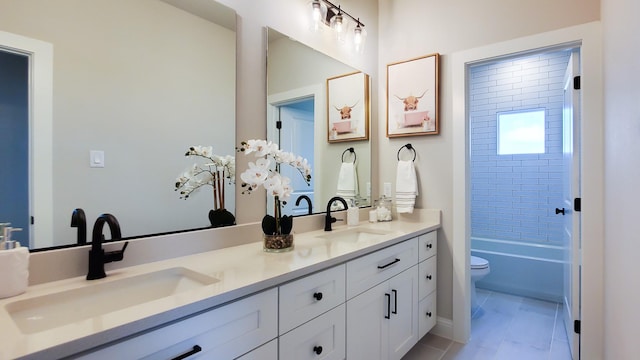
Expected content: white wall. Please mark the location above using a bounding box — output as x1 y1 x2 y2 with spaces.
602 0 640 358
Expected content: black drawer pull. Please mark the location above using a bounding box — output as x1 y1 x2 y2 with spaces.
426 274 432 280
378 258 400 269
171 345 202 360
313 292 323 301
385 293 391 319
313 345 323 355
426 312 432 317
392 289 398 314
426 243 433 249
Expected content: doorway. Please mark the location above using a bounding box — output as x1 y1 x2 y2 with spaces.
467 48 579 359
450 22 603 358
0 49 29 245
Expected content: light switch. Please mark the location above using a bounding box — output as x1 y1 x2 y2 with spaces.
90 150 105 168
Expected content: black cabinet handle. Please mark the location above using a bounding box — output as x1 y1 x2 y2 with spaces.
426 311 432 317
313 345 323 355
171 345 202 360
426 243 433 249
385 293 391 319
378 258 400 269
555 208 566 215
426 274 432 280
313 292 323 301
392 289 398 314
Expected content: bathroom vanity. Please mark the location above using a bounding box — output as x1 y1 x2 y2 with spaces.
0 210 440 359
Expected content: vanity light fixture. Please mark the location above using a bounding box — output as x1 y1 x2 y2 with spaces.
309 0 366 51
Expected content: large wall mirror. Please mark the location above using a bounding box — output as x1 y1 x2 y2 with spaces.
0 0 236 250
266 28 372 216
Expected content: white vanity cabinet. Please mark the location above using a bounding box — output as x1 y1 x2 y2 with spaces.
236 339 278 360
72 288 278 360
346 239 420 360
417 231 438 338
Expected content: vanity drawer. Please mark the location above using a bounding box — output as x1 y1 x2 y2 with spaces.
418 231 437 262
279 304 346 360
76 288 278 360
418 256 437 300
418 291 437 339
279 264 346 334
346 238 418 299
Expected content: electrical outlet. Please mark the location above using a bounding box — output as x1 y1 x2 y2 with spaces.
383 182 392 197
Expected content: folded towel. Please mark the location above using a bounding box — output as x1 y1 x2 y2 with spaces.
396 160 418 213
336 162 359 203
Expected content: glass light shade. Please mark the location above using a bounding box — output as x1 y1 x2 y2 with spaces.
353 25 367 53
309 0 327 32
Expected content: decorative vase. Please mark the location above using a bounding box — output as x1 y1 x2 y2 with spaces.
208 209 236 228
263 233 294 252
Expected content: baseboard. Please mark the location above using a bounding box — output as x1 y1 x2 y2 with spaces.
431 316 453 339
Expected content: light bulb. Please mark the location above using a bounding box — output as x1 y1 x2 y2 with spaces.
333 13 343 33
312 0 322 23
354 26 362 45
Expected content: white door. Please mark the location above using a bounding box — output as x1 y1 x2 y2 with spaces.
278 105 315 216
562 50 581 359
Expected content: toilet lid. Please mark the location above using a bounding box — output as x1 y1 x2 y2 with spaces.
471 256 489 269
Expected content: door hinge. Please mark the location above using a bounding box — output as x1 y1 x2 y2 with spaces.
31 216 34 225
573 76 581 90
574 319 581 334
574 198 582 212
276 120 282 129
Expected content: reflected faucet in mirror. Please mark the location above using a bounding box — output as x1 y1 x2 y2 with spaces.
70 208 87 245
87 214 128 280
325 196 349 231
295 195 313 215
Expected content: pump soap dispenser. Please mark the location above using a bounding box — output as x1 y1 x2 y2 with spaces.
0 225 29 299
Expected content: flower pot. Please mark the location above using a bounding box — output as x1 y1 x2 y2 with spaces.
263 233 294 252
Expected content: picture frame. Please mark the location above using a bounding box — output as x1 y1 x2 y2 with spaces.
327 71 370 143
386 53 440 137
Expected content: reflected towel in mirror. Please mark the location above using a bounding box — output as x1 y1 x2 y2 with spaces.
336 162 359 206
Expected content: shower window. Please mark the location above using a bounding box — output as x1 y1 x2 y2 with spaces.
497 109 545 155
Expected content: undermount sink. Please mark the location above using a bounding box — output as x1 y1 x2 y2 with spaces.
6 267 218 334
317 227 392 242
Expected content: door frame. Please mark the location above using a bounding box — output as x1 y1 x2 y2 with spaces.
451 21 604 357
0 31 53 248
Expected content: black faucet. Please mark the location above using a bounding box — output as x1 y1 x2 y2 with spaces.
87 213 128 280
71 208 87 245
295 195 313 215
325 196 349 231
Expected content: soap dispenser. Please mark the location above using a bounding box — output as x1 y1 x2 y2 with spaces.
0 225 30 299
347 199 359 226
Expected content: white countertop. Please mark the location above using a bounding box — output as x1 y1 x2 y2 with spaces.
0 212 440 359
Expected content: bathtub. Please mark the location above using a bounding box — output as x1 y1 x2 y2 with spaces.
471 237 566 302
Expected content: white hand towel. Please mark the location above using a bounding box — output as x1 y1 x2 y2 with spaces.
336 162 359 203
395 160 418 213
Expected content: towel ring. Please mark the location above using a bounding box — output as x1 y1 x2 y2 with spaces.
397 143 416 162
342 147 356 163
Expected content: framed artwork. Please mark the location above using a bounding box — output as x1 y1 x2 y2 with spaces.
327 71 370 143
387 53 440 137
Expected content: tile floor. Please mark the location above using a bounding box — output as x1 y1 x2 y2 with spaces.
402 289 573 360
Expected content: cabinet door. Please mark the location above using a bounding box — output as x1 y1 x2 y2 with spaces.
279 304 346 360
388 266 419 360
346 281 389 360
236 339 277 360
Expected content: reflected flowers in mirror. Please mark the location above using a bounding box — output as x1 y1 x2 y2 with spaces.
175 146 236 227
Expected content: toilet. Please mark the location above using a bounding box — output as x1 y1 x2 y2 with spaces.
470 255 490 313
